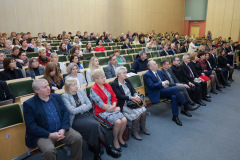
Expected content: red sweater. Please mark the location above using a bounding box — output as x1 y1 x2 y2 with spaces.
92 82 118 115
94 46 106 52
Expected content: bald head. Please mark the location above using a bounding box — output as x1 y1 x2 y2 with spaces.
148 60 158 72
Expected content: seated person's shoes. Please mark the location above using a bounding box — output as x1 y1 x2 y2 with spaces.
106 146 121 158
119 142 128 148
181 110 192 117
203 97 211 102
172 116 182 126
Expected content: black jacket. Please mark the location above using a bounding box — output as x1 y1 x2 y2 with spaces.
180 46 188 53
111 78 136 111
217 56 228 68
0 80 15 102
180 62 199 84
122 44 132 49
170 64 185 83
130 55 148 73
0 69 24 81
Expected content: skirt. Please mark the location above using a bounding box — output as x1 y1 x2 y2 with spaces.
200 75 211 81
94 111 124 129
123 105 146 121
72 112 104 147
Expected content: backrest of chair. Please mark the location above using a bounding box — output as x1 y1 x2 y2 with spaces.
126 49 135 54
107 50 114 56
136 44 143 48
109 43 116 46
135 48 143 53
120 50 127 55
82 60 90 68
123 55 133 63
0 103 24 129
26 52 39 58
62 73 69 81
8 79 34 98
102 43 109 47
154 58 162 68
117 42 123 46
127 75 142 89
51 46 57 50
151 51 159 58
58 55 68 62
85 86 91 99
95 52 106 58
146 52 151 58
105 46 112 51
99 57 109 66
112 46 121 50
121 63 131 73
82 53 94 60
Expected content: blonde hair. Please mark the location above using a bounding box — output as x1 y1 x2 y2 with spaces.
38 48 46 54
190 52 197 61
50 53 58 62
64 77 77 93
89 56 100 73
92 69 105 80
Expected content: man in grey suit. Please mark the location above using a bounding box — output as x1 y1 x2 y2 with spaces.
161 59 199 116
104 54 121 79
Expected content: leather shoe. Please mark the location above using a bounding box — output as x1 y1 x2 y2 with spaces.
216 88 222 91
106 146 121 158
119 142 128 148
172 116 182 126
93 154 102 160
197 100 206 106
181 110 192 117
203 97 211 102
211 90 218 94
206 95 211 98
184 103 199 111
225 83 231 86
114 147 122 152
188 101 195 106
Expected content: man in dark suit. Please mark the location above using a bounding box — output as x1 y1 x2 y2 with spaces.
160 45 170 56
171 57 206 106
161 59 200 117
63 37 72 50
23 79 82 160
180 54 210 103
105 54 121 79
144 60 194 126
131 51 148 73
105 34 114 43
168 43 178 55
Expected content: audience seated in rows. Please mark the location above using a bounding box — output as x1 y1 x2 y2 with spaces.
114 49 126 63
38 48 50 66
56 43 68 55
94 40 106 52
83 41 94 54
69 55 84 69
50 53 67 74
86 57 104 83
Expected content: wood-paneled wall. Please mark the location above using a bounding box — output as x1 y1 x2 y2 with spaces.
205 0 240 41
0 0 185 37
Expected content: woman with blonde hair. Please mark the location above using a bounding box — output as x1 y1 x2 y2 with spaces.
86 56 103 83
61 78 120 159
43 62 64 92
50 53 67 74
73 36 82 47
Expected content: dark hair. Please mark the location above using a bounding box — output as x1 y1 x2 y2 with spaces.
19 39 27 45
18 51 26 58
109 54 115 61
29 38 34 43
12 38 19 45
161 59 169 66
96 39 102 46
3 57 15 70
44 62 62 86
70 46 80 56
27 32 31 34
85 41 92 53
28 58 39 70
59 43 66 51
172 56 180 61
12 46 20 53
197 52 205 58
69 55 78 62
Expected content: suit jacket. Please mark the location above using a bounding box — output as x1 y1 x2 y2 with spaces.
104 63 121 79
0 69 24 81
180 46 188 53
160 50 169 56
61 89 92 126
180 62 199 84
170 65 185 83
65 73 87 86
111 78 137 110
23 94 70 148
144 70 165 103
26 67 45 79
168 49 178 55
208 54 217 69
122 44 132 49
161 69 179 86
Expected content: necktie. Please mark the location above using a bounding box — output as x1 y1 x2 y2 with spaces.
155 72 161 82
186 64 194 78
172 49 176 54
166 71 174 83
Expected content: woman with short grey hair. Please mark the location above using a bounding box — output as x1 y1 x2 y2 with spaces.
65 63 86 87
111 66 150 141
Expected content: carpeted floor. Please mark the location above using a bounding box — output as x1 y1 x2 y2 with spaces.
25 70 240 160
